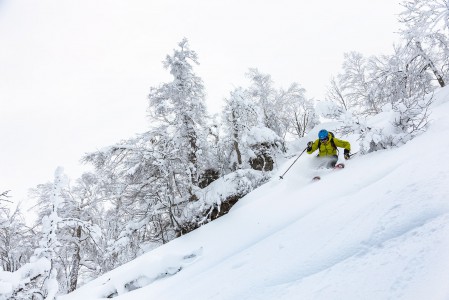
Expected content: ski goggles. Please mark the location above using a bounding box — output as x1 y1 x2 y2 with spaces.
320 137 329 142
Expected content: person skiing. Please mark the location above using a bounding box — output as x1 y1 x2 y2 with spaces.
307 129 351 168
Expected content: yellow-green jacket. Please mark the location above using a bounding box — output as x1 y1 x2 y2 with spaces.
307 133 351 157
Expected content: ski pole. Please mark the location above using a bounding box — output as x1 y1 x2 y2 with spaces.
279 147 307 180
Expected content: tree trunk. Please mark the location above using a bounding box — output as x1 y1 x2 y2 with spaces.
416 41 446 87
68 226 82 292
232 111 243 167
184 116 199 187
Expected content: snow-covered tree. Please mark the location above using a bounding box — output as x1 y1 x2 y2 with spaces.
221 70 314 171
0 204 34 273
82 39 213 269
326 44 434 152
36 167 66 299
245 68 282 136
60 173 103 291
83 136 182 269
0 191 34 277
4 168 67 300
221 83 285 172
399 0 448 87
148 38 209 190
0 190 11 231
0 190 10 208
222 87 259 170
332 52 380 115
276 83 318 139
29 169 104 295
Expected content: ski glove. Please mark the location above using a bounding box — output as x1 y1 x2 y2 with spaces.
344 149 350 160
307 141 313 152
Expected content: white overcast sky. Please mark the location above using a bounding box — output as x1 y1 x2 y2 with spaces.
0 0 402 205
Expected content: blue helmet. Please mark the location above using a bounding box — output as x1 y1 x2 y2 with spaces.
318 129 329 140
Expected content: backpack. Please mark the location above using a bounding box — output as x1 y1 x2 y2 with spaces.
317 131 337 150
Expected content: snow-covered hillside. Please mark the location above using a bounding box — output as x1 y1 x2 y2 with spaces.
60 87 449 300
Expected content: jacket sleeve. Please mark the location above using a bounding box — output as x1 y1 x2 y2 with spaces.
333 137 351 151
307 139 319 154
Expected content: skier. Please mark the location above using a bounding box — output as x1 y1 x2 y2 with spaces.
307 129 351 168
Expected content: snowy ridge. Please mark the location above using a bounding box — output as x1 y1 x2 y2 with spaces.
60 87 449 300
62 248 203 299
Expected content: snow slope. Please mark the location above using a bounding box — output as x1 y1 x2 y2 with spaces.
60 87 449 300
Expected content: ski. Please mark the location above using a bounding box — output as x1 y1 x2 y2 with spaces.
312 163 345 181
